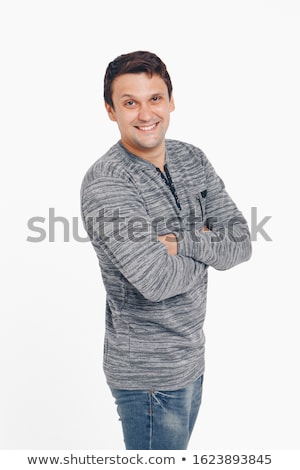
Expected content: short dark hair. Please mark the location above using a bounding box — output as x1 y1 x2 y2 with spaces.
104 51 173 108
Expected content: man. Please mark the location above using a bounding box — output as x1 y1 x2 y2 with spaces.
81 51 252 450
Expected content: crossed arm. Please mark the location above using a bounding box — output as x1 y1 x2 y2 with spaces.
82 158 251 300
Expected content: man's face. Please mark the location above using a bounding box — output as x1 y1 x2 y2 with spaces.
105 72 175 158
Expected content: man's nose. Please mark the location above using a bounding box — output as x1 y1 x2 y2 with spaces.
138 103 153 121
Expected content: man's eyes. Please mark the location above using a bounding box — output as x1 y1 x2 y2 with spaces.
125 100 136 107
124 96 162 107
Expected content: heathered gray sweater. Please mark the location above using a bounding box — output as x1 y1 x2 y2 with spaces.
81 139 251 390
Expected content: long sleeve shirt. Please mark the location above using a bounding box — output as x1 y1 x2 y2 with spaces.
80 139 252 390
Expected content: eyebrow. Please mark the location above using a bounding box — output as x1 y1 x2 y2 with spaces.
120 92 167 99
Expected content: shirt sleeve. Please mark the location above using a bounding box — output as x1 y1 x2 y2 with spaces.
178 154 252 270
81 175 206 302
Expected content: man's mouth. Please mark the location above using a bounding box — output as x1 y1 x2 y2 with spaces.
135 123 158 132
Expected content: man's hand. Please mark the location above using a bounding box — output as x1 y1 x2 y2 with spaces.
158 227 210 256
158 233 178 256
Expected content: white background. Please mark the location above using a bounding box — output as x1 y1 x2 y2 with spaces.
0 0 299 451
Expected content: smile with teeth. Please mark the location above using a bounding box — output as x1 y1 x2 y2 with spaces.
136 123 158 131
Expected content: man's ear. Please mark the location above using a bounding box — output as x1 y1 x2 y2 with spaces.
105 102 117 122
170 95 175 112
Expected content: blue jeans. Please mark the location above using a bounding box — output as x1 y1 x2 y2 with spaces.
110 375 203 450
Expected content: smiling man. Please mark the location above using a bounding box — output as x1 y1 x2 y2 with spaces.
80 51 252 450
105 72 174 171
